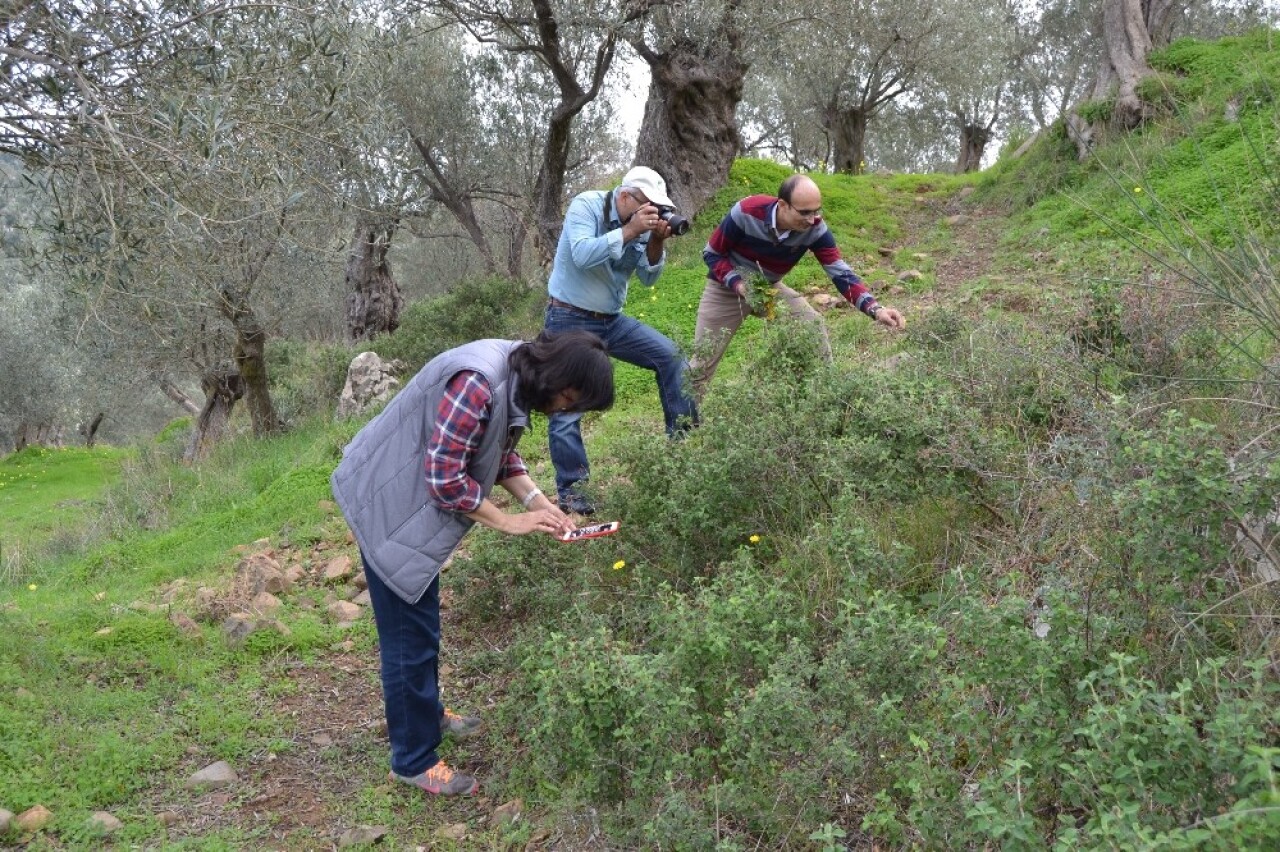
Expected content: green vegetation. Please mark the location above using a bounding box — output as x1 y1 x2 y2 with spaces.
3 30 1280 849
0 446 129 583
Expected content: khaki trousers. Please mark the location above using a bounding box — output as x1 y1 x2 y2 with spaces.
689 278 833 400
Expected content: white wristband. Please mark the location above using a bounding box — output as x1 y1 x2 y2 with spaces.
520 487 543 509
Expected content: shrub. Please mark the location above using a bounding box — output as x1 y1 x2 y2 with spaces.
369 274 544 370
608 323 966 588
266 339 353 423
514 627 701 803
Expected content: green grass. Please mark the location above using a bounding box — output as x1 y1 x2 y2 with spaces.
986 27 1279 263
0 446 130 582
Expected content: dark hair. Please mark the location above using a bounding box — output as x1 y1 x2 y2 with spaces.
778 174 806 203
509 330 614 413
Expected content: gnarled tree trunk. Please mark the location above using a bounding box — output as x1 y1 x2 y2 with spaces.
827 106 870 174
218 282 282 437
631 45 747 217
184 363 245 462
1069 0 1182 158
344 219 403 342
78 412 105 448
15 422 62 451
956 123 992 173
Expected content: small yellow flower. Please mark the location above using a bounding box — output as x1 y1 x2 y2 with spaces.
650 295 657 301
749 534 761 543
28 584 38 591
613 560 626 571
1134 186 1143 193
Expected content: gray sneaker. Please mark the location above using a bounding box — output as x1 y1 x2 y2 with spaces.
442 707 483 739
390 760 477 796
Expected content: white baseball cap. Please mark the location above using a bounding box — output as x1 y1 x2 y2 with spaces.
621 166 674 208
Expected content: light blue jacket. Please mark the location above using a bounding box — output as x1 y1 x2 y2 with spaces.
547 189 665 315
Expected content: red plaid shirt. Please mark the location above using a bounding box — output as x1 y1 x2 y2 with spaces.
425 371 528 512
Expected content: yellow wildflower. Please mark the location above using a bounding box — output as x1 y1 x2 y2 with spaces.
613 560 626 571
749 534 761 543
28 584 38 591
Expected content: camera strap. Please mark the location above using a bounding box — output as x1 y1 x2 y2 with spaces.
603 189 619 233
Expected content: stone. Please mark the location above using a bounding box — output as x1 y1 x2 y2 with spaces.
238 552 287 595
328 601 362 625
157 810 181 826
338 825 388 846
222 613 257 645
436 823 468 841
323 555 354 583
351 590 372 607
493 798 524 825
251 592 282 615
194 585 219 608
185 760 238 789
897 269 924 283
170 611 203 637
0 808 13 832
337 352 403 418
87 811 123 834
15 804 53 832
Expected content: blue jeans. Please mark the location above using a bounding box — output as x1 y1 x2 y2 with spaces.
362 554 444 777
544 303 698 497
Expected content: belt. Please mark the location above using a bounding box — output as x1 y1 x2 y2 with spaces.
547 297 619 320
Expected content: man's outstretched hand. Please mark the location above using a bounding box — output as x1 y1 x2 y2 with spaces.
875 307 906 330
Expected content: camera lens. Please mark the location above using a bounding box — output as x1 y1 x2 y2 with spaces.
658 209 690 236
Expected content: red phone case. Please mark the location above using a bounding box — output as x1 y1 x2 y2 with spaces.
559 521 621 542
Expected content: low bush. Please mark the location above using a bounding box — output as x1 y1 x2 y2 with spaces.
369 274 545 370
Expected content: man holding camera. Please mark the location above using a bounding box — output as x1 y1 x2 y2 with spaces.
692 174 906 399
543 166 698 515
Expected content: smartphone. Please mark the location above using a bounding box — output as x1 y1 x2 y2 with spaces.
558 521 621 542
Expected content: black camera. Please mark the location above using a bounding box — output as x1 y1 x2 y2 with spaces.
657 206 690 236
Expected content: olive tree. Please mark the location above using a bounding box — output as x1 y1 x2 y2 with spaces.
746 0 948 175
423 0 643 261
35 5 359 456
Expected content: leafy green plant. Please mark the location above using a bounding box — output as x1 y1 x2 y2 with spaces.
369 274 544 369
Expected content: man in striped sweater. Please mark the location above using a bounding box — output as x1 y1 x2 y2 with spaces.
694 174 905 397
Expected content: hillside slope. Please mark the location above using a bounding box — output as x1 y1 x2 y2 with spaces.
2 29 1279 850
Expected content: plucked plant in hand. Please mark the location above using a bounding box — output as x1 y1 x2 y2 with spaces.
743 273 777 319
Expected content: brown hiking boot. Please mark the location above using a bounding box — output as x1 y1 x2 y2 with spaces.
442 707 483 739
389 760 478 796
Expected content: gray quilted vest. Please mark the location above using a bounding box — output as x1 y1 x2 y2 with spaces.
330 339 528 603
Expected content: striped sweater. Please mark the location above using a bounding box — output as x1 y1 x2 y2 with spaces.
703 195 879 315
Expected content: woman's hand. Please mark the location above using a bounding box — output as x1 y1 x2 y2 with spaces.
501 508 574 536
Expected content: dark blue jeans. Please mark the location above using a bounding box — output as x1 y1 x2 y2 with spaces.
362 554 444 777
544 303 698 496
